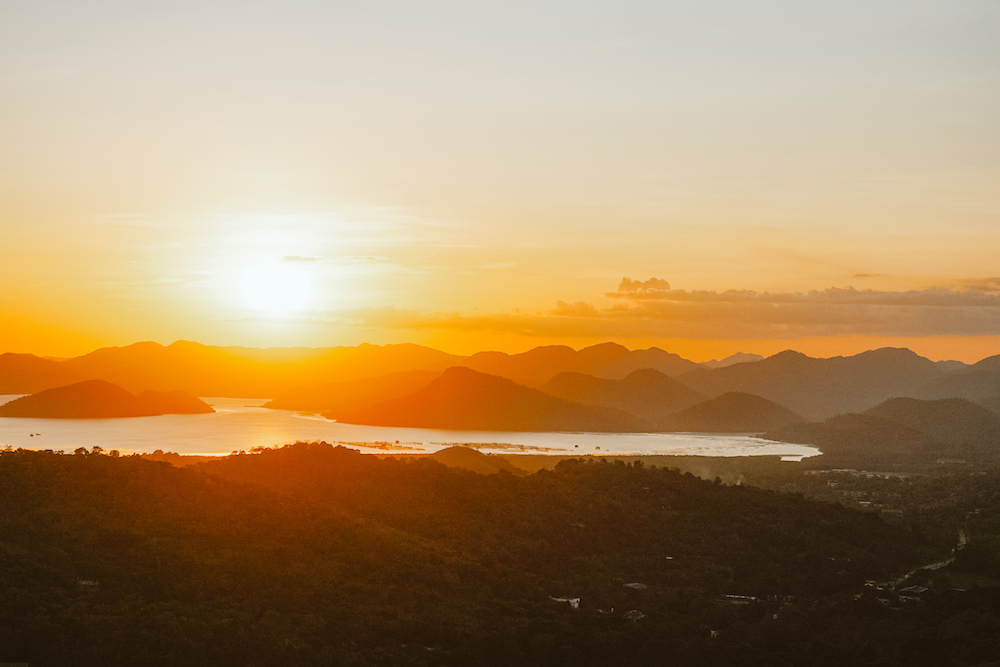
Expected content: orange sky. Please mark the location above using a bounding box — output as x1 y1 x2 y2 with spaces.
1 2 999 363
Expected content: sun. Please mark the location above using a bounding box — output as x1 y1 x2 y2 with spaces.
239 259 312 314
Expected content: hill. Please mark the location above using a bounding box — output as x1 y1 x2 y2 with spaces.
765 414 931 469
864 397 1000 454
541 368 705 422
0 379 214 418
0 444 939 665
765 397 1000 469
0 352 85 394
678 347 944 420
659 392 804 433
135 389 216 416
427 445 524 474
342 366 654 432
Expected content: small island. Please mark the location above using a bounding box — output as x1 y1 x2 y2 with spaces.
0 379 215 418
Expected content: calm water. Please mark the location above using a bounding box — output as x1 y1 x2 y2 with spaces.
0 395 820 459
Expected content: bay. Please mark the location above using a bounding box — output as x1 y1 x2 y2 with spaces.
0 395 820 459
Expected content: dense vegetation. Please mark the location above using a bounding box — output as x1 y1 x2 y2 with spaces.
4 443 1000 665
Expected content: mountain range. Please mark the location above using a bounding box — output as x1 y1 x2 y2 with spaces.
5 341 1000 464
676 348 949 420
0 340 709 397
541 368 705 422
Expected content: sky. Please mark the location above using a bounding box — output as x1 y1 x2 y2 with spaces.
1 0 999 361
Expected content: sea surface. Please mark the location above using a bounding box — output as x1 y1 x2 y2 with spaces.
0 395 820 459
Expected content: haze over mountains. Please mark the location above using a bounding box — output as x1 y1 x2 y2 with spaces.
676 348 948 420
541 368 705 422
0 353 84 394
262 370 440 418
0 341 707 398
56 341 458 397
343 366 651 432
915 355 1000 403
453 342 703 386
4 341 1000 456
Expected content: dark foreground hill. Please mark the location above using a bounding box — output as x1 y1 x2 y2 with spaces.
541 368 705 422
0 380 214 418
427 445 525 475
0 443 950 665
765 397 1000 470
659 392 804 433
343 366 653 432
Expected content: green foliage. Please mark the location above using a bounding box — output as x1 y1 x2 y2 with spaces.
0 444 997 665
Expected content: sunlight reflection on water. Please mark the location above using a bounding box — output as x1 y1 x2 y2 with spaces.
0 395 820 459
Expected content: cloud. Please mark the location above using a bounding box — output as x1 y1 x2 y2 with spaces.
552 301 602 317
615 277 671 298
325 278 1000 341
607 283 1000 307
959 277 1000 295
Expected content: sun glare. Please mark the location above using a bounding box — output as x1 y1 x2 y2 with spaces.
239 259 312 314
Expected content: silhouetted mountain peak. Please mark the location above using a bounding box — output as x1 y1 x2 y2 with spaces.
765 350 812 364
429 446 523 475
854 347 931 364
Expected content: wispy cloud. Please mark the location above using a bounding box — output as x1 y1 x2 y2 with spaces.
324 278 1000 340
959 277 1000 295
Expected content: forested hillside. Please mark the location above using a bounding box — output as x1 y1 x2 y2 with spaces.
5 443 998 666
